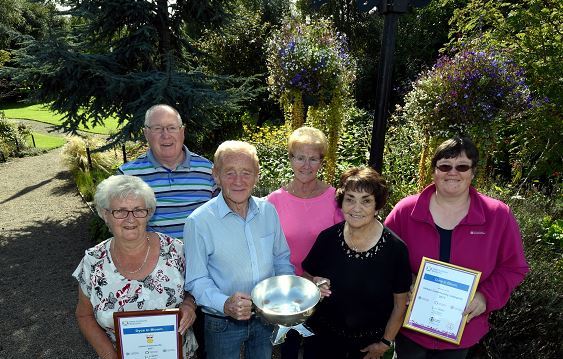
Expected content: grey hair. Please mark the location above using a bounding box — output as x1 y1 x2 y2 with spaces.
144 104 182 126
93 175 156 219
213 140 260 173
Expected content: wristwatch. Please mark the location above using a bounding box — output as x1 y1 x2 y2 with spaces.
380 337 394 347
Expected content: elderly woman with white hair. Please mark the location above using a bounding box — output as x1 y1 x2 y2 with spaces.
72 175 197 359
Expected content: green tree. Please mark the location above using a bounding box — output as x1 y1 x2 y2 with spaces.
8 0 259 151
195 0 289 127
0 0 65 100
445 0 562 187
296 0 456 111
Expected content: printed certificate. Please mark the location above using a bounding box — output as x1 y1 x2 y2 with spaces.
114 309 182 359
403 257 481 344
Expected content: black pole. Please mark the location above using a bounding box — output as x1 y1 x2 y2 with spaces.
86 147 93 170
368 12 399 173
31 134 36 148
122 144 127 164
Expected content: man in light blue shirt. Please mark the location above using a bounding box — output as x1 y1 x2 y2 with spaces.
184 140 294 359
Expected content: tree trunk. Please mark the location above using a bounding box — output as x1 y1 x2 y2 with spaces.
156 0 171 71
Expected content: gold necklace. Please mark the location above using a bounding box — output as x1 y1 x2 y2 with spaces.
112 236 151 274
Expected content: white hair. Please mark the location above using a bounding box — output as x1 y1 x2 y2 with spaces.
144 104 182 126
93 175 156 219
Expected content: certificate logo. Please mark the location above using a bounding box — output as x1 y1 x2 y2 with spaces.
146 335 154 344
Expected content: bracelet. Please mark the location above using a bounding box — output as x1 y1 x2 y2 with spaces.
380 337 393 347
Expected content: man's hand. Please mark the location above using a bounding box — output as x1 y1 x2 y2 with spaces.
224 292 253 320
464 291 487 322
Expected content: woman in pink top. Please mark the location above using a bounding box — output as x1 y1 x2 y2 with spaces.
267 126 344 359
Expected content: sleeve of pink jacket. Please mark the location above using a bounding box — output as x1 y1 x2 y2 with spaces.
477 207 529 312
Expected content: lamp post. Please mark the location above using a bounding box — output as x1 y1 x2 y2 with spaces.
313 0 430 173
365 0 430 173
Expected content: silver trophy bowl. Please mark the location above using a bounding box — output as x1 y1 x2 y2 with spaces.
251 275 324 344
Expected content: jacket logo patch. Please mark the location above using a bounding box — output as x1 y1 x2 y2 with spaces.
470 231 486 235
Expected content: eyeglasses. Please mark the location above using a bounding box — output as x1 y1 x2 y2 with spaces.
290 155 322 166
106 208 150 219
145 125 184 134
436 164 473 173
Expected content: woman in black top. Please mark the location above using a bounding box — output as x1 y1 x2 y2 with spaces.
302 167 411 359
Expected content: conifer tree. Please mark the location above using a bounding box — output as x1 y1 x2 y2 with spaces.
10 0 258 149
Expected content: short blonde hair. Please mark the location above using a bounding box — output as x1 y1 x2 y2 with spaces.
287 126 328 157
213 140 260 173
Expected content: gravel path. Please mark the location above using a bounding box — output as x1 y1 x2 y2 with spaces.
0 148 97 358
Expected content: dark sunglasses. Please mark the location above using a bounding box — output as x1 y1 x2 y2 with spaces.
436 164 473 173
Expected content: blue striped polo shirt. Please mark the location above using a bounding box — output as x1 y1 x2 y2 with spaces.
118 146 216 240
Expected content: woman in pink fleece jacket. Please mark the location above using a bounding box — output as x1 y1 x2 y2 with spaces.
385 137 529 359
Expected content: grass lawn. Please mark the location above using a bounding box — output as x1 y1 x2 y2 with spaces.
27 132 67 149
1 103 120 135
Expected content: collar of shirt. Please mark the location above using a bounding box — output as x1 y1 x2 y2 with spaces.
215 191 260 220
146 145 192 170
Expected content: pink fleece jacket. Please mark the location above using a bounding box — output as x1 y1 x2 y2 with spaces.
267 187 344 275
384 184 529 349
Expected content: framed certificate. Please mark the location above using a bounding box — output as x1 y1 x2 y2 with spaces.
403 257 481 344
114 309 182 359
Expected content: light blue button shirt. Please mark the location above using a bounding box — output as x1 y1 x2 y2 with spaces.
184 192 294 315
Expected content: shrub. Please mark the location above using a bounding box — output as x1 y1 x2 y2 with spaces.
266 17 356 111
241 122 293 196
89 215 112 244
399 47 535 187
478 185 562 358
540 216 563 251
62 135 119 174
62 135 122 202
0 118 32 158
266 17 357 182
483 257 562 359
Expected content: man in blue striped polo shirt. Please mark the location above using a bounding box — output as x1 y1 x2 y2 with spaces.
118 104 217 240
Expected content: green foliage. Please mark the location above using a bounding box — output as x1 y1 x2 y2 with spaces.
266 17 356 107
74 167 111 202
0 117 31 157
403 48 532 132
7 0 260 150
442 0 563 189
266 17 357 182
61 136 119 174
540 216 563 251
473 185 562 358
0 0 66 100
484 256 562 359
241 122 293 196
88 214 112 244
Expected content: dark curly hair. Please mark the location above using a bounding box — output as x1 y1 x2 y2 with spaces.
335 167 388 211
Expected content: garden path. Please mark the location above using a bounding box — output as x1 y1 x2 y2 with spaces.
0 148 97 358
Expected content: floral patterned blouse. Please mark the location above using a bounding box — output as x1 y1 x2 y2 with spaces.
72 232 197 358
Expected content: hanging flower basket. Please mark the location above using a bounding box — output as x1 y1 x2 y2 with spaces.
266 18 356 128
